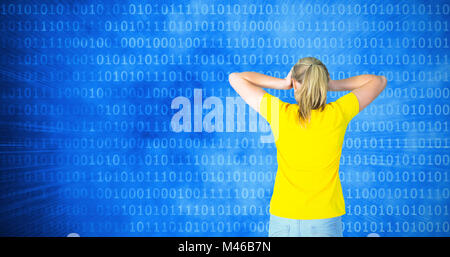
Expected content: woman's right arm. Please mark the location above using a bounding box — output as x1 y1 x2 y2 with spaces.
328 74 387 112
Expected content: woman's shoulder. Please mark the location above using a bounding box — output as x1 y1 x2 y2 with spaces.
315 92 359 125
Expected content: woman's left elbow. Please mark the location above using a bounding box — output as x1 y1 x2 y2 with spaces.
228 72 241 84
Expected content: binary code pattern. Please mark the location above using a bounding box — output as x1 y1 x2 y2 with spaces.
0 0 449 236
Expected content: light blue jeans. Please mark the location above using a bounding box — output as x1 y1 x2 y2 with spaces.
268 214 343 237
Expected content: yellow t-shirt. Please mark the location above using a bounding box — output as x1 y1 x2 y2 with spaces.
260 92 360 219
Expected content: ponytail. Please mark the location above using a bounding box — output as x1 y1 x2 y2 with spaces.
292 57 330 128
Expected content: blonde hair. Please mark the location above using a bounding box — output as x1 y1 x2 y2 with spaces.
292 57 330 127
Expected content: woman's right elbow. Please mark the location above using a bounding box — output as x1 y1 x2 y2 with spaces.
378 75 387 89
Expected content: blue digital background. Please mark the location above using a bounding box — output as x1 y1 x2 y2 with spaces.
0 0 449 236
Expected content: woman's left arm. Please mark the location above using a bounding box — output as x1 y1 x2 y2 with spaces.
228 71 292 113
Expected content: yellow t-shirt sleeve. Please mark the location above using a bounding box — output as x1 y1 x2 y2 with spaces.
335 92 360 123
259 92 287 124
259 93 272 123
259 92 289 143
